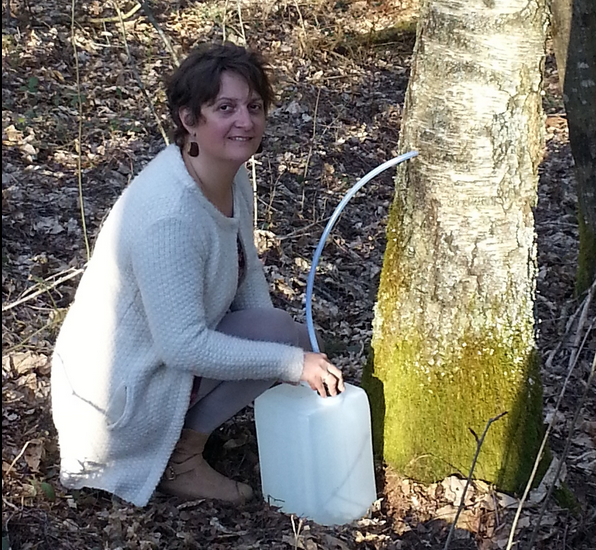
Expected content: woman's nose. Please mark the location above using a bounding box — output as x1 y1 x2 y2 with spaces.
235 107 253 127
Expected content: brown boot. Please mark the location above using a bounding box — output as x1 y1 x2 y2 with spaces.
158 429 253 503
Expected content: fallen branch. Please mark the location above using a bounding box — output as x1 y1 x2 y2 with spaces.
443 411 508 550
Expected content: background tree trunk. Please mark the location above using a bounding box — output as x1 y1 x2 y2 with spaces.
551 0 596 294
363 0 549 493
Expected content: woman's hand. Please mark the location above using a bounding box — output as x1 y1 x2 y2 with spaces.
300 352 345 397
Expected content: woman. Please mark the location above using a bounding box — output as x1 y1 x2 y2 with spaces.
51 43 344 507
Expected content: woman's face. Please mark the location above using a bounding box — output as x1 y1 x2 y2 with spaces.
189 71 266 165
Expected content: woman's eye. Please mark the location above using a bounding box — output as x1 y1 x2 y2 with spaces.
219 104 233 112
249 103 263 112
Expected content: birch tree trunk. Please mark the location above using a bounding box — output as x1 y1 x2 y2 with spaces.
551 0 596 294
363 0 549 493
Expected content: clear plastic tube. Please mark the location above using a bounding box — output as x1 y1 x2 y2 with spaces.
305 151 419 352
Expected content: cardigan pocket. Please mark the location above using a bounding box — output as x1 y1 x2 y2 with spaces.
106 383 132 430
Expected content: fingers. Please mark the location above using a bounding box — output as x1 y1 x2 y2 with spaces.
311 377 328 398
326 364 346 394
301 352 344 398
321 369 340 398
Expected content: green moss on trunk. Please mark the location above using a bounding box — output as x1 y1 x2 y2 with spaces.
364 330 545 494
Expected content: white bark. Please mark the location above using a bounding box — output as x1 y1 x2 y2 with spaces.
375 0 548 371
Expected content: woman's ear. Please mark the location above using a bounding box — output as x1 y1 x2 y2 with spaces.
178 107 196 132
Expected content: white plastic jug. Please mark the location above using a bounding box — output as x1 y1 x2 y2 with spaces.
254 382 377 525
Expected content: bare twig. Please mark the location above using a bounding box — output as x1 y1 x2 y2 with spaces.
526 333 595 550
2 268 84 312
569 280 595 368
113 0 169 146
1 495 19 511
237 0 247 45
4 321 59 354
70 0 91 260
223 0 229 42
256 194 282 215
506 283 594 550
265 158 282 224
545 278 596 370
139 0 180 66
293 0 309 56
5 441 33 477
88 2 141 23
443 412 508 550
300 87 322 214
278 216 331 241
251 157 258 228
290 515 305 550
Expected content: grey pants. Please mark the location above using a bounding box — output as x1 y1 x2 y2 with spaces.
184 308 313 433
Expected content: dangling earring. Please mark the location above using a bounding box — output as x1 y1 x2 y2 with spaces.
256 142 263 154
189 138 199 157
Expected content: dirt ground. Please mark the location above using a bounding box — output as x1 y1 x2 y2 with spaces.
2 1 594 549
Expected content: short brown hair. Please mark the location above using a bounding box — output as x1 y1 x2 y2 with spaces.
166 43 275 148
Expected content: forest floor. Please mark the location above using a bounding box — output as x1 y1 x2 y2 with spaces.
2 1 595 549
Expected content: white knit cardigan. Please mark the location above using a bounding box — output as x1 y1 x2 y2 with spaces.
51 144 304 506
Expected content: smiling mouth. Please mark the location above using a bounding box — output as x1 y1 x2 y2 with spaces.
229 137 253 141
